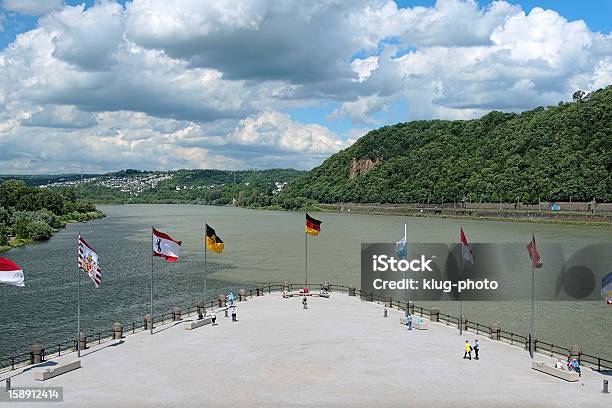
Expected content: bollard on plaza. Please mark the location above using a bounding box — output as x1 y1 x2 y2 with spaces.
256 287 264 296
5 378 10 391
430 309 440 322
322 281 330 292
224 308 229 317
603 380 609 394
112 322 123 340
144 314 152 331
197 301 205 319
384 308 388 318
31 343 43 364
172 306 182 321
239 288 247 302
489 325 501 341
76 332 87 352
218 294 226 308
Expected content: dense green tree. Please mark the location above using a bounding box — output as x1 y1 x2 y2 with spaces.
280 86 612 205
0 180 103 246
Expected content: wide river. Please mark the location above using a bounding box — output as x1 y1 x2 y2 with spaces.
1 205 610 360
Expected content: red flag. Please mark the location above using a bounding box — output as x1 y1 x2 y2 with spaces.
526 234 543 268
459 228 473 266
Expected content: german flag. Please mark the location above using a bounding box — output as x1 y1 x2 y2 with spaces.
305 213 321 236
205 224 224 253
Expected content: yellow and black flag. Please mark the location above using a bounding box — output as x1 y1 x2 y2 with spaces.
305 213 321 236
205 224 224 253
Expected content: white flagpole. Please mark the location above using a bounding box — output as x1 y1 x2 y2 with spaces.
459 258 463 336
459 228 463 336
305 229 308 288
530 263 535 358
77 233 81 358
204 223 208 317
150 226 154 335
404 223 408 316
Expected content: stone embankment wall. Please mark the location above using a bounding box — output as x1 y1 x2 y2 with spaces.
323 203 612 223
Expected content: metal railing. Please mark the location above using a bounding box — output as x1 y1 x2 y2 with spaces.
1 282 611 375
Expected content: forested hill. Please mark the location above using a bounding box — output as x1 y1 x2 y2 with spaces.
280 86 612 204
0 180 104 250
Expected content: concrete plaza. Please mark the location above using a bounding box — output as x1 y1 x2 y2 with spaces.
2 293 610 407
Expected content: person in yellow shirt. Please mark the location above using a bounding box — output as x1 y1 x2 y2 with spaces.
463 340 472 360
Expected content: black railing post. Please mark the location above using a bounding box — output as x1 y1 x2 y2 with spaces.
598 358 601 372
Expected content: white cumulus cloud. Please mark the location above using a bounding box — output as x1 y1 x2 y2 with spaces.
0 0 610 173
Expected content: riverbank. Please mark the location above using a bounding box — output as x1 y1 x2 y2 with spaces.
315 203 612 226
0 211 105 253
85 200 612 226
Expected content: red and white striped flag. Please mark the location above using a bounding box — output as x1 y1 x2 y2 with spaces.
78 235 102 287
0 257 25 287
152 228 182 262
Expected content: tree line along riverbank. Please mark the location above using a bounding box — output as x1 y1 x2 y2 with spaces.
0 180 105 252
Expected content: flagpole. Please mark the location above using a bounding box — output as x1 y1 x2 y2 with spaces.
459 258 463 336
77 232 81 358
530 264 535 358
304 230 308 288
404 223 408 316
458 227 463 336
204 223 208 317
150 226 154 335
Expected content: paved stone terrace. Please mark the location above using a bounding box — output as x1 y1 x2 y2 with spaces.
2 293 610 407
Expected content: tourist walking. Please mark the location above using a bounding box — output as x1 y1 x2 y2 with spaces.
302 296 308 309
463 340 472 360
211 310 216 326
406 313 413 330
231 305 237 322
571 358 581 376
473 339 479 360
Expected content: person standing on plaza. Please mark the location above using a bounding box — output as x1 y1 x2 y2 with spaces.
463 340 472 360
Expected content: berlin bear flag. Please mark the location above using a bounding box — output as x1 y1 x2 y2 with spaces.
152 227 182 261
0 257 25 287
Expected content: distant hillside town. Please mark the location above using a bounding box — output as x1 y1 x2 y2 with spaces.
39 172 173 196
0 169 305 207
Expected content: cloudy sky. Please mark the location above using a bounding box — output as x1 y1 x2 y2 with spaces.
0 0 610 174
